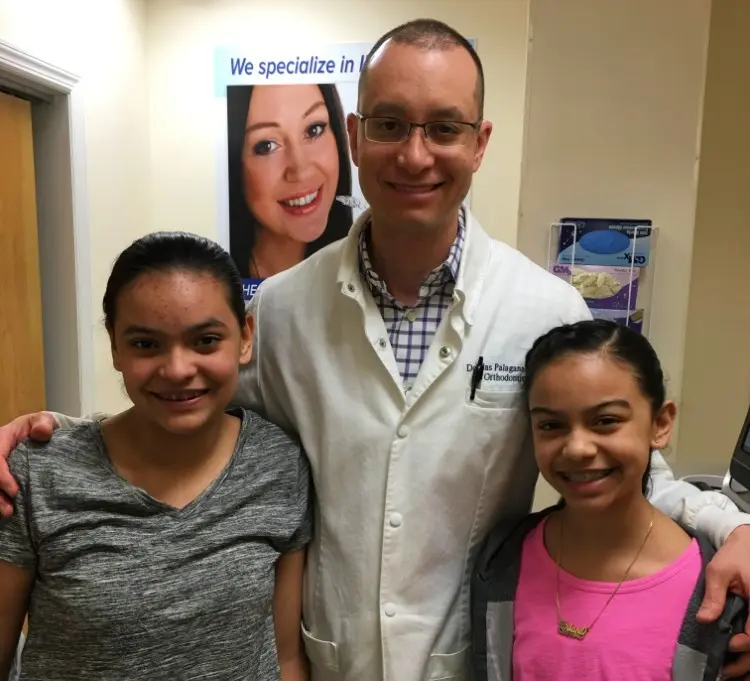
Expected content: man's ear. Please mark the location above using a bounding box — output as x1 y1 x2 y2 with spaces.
239 312 254 365
472 120 493 173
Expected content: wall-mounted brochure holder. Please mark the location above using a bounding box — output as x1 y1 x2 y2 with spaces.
547 218 658 338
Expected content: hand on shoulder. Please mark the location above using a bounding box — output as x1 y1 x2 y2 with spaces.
0 412 58 515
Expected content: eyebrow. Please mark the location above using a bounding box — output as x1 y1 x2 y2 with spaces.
122 319 229 336
245 100 326 134
529 399 632 416
367 103 469 121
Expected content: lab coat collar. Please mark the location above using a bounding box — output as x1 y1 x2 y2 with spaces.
336 206 491 326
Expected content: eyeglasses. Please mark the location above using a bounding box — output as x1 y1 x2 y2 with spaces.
355 113 480 147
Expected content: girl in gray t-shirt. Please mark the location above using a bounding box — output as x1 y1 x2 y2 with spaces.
0 232 312 681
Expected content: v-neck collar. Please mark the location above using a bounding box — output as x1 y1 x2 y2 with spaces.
95 408 247 519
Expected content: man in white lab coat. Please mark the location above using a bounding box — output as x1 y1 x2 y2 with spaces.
3 18 750 681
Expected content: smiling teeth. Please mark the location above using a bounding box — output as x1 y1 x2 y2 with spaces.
562 470 610 482
282 191 318 207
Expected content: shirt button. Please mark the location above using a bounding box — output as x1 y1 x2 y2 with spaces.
384 603 396 617
390 513 403 528
405 309 417 323
397 425 409 438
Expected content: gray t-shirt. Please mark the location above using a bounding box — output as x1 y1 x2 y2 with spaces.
0 408 312 681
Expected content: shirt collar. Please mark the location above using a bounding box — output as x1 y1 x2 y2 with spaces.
337 206 490 326
357 208 467 299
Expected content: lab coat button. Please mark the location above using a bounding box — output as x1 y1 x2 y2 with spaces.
347 283 356 293
384 603 396 617
397 425 409 438
378 338 387 349
389 513 403 528
439 346 451 359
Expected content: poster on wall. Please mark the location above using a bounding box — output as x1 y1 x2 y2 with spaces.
214 41 474 300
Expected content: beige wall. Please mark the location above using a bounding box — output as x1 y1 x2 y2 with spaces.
0 0 532 413
0 0 151 414
519 0 712 508
143 0 530 247
680 0 750 476
4 0 738 483
143 0 532 409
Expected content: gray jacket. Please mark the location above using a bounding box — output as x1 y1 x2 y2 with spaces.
471 505 746 681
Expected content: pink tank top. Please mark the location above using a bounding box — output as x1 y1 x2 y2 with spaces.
513 518 701 681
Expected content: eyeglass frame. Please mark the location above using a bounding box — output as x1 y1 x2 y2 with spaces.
354 112 482 146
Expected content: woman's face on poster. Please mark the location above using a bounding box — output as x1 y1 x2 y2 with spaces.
242 84 340 244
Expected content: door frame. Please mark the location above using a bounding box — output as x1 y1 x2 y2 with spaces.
0 39 94 415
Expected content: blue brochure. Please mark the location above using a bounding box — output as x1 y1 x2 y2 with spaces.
555 218 653 266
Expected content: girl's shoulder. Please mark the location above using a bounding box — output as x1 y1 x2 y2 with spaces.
231 407 302 450
221 408 312 528
7 422 111 515
666 518 717 565
229 407 308 475
475 505 556 581
11 420 105 475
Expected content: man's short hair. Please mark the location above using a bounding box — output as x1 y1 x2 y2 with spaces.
358 18 485 119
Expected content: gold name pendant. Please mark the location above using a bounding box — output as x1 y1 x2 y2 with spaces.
558 620 589 640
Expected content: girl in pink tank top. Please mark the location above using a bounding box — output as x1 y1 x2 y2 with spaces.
471 320 744 681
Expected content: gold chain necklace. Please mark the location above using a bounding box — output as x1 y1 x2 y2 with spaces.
555 507 655 640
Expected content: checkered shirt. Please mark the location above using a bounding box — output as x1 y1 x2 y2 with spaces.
358 212 466 388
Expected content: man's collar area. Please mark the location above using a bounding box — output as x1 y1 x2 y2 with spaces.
357 210 466 292
336 206 489 326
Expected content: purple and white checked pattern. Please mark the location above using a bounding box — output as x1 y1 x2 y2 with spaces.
358 212 466 387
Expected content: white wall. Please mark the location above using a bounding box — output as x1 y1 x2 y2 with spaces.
680 0 750 476
0 0 151 414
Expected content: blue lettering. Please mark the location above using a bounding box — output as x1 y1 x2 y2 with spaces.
230 57 254 76
254 56 342 80
241 278 263 301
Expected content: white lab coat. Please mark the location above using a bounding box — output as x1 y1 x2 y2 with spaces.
242 210 749 681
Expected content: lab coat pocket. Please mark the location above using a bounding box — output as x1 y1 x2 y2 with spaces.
427 643 470 680
466 388 522 411
301 622 339 674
